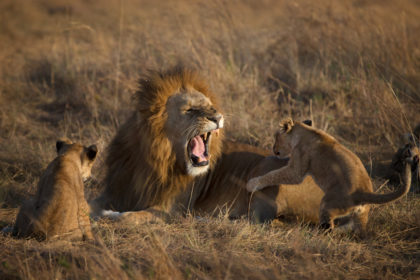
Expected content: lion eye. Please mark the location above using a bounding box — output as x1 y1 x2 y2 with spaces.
186 108 195 113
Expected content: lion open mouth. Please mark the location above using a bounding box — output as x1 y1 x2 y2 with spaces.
188 130 219 167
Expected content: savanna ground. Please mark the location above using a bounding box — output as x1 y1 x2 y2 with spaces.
0 0 419 279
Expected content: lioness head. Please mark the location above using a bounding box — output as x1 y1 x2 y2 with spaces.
56 138 98 180
273 118 312 157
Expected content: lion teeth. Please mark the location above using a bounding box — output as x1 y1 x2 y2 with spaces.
203 134 207 141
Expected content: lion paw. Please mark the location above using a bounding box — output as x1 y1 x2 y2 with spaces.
118 211 160 225
101 209 123 219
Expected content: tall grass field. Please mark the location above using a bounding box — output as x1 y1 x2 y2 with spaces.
0 0 419 279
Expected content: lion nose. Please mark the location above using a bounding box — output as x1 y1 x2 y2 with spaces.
207 114 224 128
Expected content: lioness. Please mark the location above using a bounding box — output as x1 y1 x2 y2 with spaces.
246 118 413 234
91 67 323 224
13 139 97 241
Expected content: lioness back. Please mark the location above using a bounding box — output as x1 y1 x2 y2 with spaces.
13 139 97 241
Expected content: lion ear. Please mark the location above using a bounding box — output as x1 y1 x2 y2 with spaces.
302 119 313 126
280 118 294 133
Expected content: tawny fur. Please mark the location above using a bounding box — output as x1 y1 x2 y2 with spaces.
247 118 413 234
92 68 323 224
247 155 323 223
13 139 97 241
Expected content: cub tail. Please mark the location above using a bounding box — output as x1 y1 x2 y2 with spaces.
353 154 417 205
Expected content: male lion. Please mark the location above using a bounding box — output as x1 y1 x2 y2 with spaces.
92 67 323 224
246 118 413 235
13 139 97 241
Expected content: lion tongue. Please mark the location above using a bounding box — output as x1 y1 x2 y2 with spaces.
190 135 207 162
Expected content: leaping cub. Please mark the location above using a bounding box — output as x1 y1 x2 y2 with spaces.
246 118 414 235
13 139 97 241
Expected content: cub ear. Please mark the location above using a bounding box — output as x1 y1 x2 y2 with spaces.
280 118 294 133
302 119 313 126
86 145 98 161
56 138 72 153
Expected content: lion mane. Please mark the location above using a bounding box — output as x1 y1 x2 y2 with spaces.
95 67 223 213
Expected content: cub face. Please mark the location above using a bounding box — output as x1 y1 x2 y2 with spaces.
273 130 292 158
56 138 98 180
273 119 312 158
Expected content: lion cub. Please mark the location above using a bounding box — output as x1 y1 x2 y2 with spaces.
390 123 420 192
390 143 419 191
13 139 97 241
246 118 413 235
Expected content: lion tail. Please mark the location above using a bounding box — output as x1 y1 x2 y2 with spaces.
353 160 412 205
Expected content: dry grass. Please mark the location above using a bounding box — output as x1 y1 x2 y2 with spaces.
0 0 419 279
